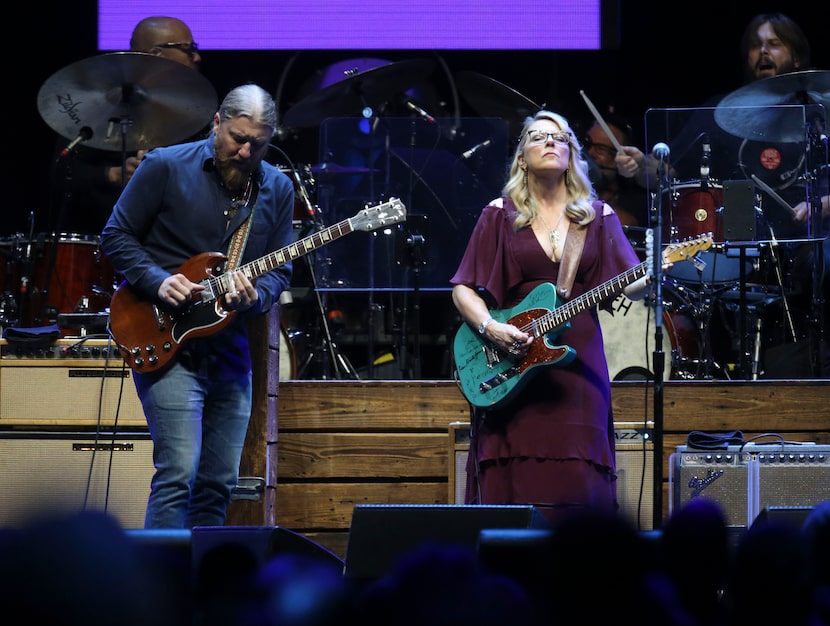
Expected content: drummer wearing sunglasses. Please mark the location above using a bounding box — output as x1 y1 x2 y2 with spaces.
132 16 202 70
49 17 206 237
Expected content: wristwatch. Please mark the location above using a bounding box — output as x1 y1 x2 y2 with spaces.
478 317 494 335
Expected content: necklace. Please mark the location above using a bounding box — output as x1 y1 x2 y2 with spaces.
224 174 254 219
538 210 566 251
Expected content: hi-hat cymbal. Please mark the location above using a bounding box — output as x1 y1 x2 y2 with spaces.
281 58 435 129
455 71 540 138
714 69 830 142
37 52 218 152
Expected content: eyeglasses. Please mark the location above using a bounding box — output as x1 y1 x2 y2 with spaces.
153 41 200 57
582 137 617 158
526 130 571 145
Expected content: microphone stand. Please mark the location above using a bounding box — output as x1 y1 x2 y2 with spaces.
651 146 668 530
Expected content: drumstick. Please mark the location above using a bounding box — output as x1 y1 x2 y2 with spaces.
750 174 796 217
579 90 625 154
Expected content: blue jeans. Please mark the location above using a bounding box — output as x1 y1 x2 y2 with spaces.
134 355 252 529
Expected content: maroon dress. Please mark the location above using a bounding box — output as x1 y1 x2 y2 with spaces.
450 197 641 524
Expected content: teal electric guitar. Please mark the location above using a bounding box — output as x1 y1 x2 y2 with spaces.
453 235 713 409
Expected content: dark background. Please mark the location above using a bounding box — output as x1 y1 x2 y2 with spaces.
10 3 828 237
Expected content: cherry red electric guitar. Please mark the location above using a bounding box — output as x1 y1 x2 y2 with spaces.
108 198 406 373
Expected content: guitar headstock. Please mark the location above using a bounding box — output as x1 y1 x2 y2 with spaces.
352 198 407 231
663 233 714 264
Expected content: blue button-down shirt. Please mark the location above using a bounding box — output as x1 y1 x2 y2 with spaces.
101 135 294 376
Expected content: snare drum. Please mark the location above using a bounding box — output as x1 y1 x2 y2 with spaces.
599 292 699 381
663 180 723 242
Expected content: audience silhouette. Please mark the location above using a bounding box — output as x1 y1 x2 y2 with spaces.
2 500 830 626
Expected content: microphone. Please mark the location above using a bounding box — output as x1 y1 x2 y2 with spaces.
402 98 435 123
700 133 711 190
652 142 670 160
461 138 493 160
61 126 93 156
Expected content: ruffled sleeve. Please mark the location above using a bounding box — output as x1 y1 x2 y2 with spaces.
449 199 524 309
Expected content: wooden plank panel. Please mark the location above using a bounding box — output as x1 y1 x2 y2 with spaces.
278 432 448 478
277 381 470 430
275 482 448 529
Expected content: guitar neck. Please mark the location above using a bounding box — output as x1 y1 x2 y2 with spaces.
540 260 651 336
209 218 356 295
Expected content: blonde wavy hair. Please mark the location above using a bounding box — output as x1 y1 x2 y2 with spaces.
503 110 597 231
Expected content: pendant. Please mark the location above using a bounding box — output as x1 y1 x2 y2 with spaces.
550 229 560 249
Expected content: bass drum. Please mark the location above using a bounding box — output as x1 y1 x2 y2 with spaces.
599 292 699 381
279 323 298 380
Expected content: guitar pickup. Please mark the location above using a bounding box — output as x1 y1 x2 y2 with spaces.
479 365 519 393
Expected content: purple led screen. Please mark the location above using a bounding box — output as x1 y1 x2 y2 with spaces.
98 0 605 50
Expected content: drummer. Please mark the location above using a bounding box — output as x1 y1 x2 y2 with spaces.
578 111 650 230
653 13 816 240
658 12 829 376
46 16 205 237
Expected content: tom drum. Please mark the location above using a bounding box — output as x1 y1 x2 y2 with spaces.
663 180 723 242
32 233 117 320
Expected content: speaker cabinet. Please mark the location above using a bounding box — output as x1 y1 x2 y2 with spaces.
0 431 153 529
449 421 655 529
344 503 548 582
671 444 830 527
190 526 344 569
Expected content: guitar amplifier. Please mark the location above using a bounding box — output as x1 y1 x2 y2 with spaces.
449 421 655 530
0 339 144 427
670 444 830 527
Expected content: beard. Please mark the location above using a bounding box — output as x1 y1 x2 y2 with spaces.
214 155 250 194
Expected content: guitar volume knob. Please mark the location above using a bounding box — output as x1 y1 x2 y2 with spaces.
145 345 156 354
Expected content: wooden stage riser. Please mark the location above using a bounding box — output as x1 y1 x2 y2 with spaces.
274 380 830 559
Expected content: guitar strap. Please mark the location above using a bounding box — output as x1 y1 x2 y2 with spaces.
226 183 259 270
226 210 255 270
556 219 587 299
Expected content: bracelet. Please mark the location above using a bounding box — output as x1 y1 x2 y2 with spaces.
478 317 494 335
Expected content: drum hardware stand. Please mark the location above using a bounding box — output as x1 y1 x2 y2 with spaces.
667 279 732 380
394 215 428 379
294 220 359 381
16 212 41 328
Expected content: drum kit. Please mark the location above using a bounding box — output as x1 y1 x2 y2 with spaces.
636 69 830 380
1 53 218 334
13 48 829 381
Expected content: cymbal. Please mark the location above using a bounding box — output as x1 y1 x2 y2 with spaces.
37 52 218 152
455 71 540 137
282 58 435 128
714 70 830 142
